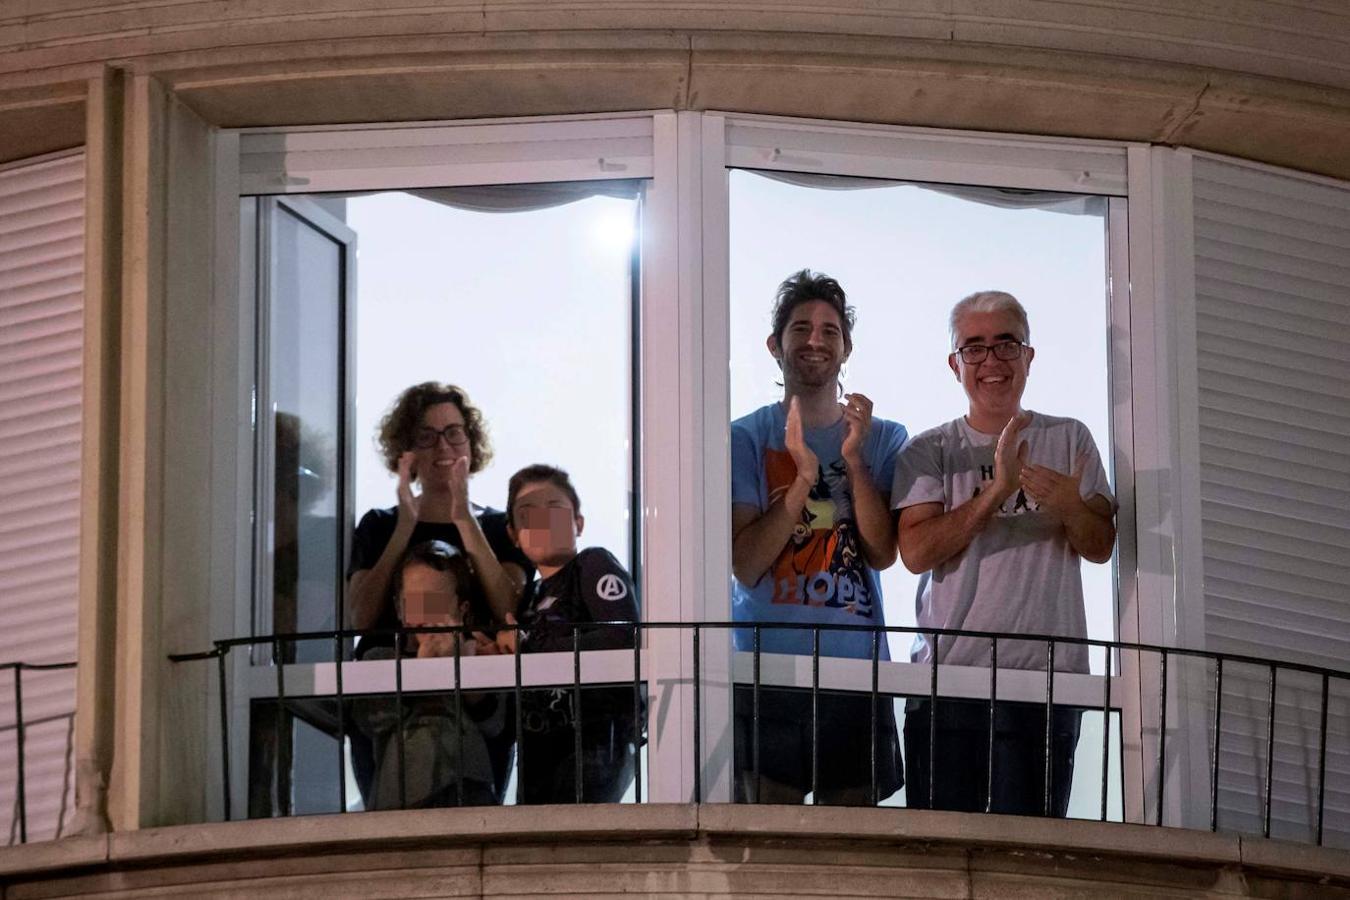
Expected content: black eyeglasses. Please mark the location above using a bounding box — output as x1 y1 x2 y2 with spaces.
412 424 469 449
953 340 1028 364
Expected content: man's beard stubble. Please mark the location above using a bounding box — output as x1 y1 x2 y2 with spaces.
783 354 840 391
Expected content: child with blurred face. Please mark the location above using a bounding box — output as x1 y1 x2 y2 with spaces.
505 464 641 804
510 479 584 575
352 540 508 809
394 540 501 659
397 557 472 659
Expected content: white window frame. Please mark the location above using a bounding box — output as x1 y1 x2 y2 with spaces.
197 109 1196 821
1122 145 1210 829
213 112 686 816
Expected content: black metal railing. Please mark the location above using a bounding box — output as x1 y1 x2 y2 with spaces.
165 622 1349 847
1 659 78 845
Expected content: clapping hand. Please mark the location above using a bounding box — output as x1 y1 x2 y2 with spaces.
840 392 873 464
992 411 1032 500
1021 453 1088 518
785 396 819 488
448 455 472 523
491 612 519 655
396 451 421 524
414 630 463 659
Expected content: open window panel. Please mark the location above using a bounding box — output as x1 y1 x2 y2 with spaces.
715 116 1132 819
230 116 656 816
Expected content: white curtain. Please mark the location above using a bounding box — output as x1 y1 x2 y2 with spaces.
408 179 643 213
747 169 1105 216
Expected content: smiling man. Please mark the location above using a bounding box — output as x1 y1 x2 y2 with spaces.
730 269 907 806
892 290 1116 817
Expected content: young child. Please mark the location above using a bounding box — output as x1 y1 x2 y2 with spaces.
506 464 642 803
353 540 510 809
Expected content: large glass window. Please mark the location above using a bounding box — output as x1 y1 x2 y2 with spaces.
726 169 1121 816
243 181 643 814
213 114 1137 822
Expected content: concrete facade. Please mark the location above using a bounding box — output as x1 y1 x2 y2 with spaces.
1 2 1349 176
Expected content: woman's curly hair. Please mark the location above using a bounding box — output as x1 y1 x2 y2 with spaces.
376 382 493 476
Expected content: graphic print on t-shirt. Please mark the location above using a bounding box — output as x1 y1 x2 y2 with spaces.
763 447 873 618
969 460 1041 517
595 573 628 601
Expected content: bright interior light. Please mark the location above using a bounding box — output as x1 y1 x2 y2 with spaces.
591 209 635 252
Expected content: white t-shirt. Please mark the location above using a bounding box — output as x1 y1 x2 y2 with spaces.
891 412 1115 674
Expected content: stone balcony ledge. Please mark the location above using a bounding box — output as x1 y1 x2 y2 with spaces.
2 805 1348 898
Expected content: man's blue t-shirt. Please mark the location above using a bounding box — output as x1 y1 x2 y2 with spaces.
731 401 907 658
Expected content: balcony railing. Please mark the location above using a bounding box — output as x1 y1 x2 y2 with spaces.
157 622 1349 848
1 659 77 845
4 626 1344 847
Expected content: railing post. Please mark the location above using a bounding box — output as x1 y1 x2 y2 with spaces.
394 630 406 811
1101 644 1112 823
1263 664 1277 839
870 629 880 808
988 638 997 814
1317 672 1330 847
1209 657 1223 832
928 632 938 810
751 625 762 804
14 664 26 843
455 630 465 808
810 626 820 805
217 647 231 822
274 636 292 817
633 621 643 804
573 625 584 804
333 630 347 814
1044 640 1055 817
1156 650 1168 827
692 624 701 804
514 632 524 806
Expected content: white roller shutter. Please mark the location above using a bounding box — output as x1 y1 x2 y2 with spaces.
1193 154 1350 848
0 149 83 845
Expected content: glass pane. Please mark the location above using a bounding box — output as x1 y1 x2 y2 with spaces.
267 202 345 663
729 170 1114 662
348 188 637 578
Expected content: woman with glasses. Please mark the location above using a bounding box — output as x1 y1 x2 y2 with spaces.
346 381 531 804
348 382 531 638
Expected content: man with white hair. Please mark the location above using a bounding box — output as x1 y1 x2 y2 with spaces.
891 290 1116 816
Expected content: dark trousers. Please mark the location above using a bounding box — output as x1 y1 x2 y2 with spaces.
732 686 903 805
519 717 636 804
904 698 1082 817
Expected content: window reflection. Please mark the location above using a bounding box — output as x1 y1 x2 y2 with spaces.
263 199 351 664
